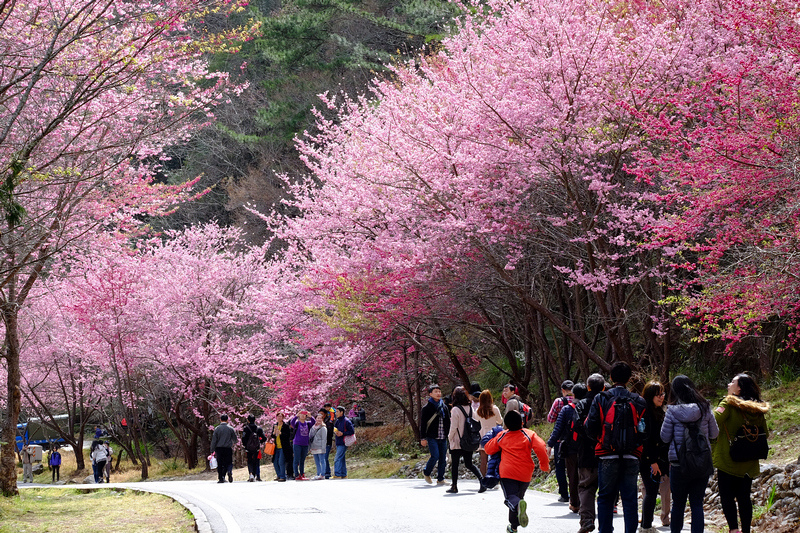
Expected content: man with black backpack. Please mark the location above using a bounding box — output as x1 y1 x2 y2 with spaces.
547 379 575 503
242 414 266 482
585 363 647 533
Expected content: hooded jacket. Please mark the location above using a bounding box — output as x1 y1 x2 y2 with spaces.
660 402 719 463
484 427 550 482
585 385 647 459
713 395 770 478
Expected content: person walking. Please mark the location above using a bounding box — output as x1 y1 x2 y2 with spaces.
446 385 484 494
20 443 35 483
210 414 237 483
502 384 524 416
333 405 355 478
547 382 586 514
575 373 604 533
476 389 503 477
661 375 719 533
270 412 290 482
242 414 266 482
639 381 670 533
585 362 647 533
420 384 450 485
309 412 329 479
290 410 315 480
484 410 551 533
49 445 62 482
713 373 770 533
547 379 575 503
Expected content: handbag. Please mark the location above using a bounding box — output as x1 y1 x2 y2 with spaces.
344 433 357 447
208 454 218 469
724 415 769 462
263 441 276 456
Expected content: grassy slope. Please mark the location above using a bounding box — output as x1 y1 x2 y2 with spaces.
0 489 194 533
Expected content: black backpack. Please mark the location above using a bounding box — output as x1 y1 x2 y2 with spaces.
598 393 644 456
677 420 714 479
457 406 482 452
245 428 261 453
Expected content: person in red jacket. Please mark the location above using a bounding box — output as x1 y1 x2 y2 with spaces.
484 410 551 533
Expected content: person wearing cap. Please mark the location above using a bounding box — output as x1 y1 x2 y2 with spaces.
210 414 237 483
332 405 355 478
289 409 315 480
547 379 575 503
242 414 266 482
484 410 551 533
420 384 450 484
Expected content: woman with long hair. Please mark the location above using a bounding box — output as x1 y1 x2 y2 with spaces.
639 381 670 532
477 389 503 476
713 373 770 533
661 375 719 533
447 385 484 493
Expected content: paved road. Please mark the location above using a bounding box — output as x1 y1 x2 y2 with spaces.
41 478 691 533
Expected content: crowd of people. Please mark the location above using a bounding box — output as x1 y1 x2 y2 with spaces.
209 404 356 483
204 363 769 533
421 363 770 533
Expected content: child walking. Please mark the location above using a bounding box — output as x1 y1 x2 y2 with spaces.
484 410 550 533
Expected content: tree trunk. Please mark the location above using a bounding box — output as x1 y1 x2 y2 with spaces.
1 305 22 496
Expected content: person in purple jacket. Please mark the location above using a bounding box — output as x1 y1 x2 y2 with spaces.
290 410 315 480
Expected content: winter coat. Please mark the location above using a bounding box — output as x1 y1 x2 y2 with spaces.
309 424 328 454
448 404 478 451
713 395 770 478
270 422 291 450
660 403 719 463
640 407 668 474
481 425 504 486
210 422 237 452
420 397 451 440
585 385 647 458
547 400 579 455
241 423 266 456
333 416 354 446
484 427 550 482
575 392 599 469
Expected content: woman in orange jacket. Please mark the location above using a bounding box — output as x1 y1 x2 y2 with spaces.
484 410 551 533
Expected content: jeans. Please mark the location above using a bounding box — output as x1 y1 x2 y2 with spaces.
324 444 332 478
669 465 708 533
293 444 309 476
334 445 347 477
554 442 569 499
639 462 663 528
313 453 326 477
424 438 448 481
500 478 529 530
94 460 107 483
718 470 753 533
272 447 286 480
597 458 639 533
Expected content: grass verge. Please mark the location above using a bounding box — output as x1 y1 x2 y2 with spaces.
0 488 195 533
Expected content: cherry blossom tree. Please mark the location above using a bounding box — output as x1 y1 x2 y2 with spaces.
0 0 247 495
635 0 800 360
265 0 712 403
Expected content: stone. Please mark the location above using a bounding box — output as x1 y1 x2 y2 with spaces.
32 464 44 475
83 475 96 484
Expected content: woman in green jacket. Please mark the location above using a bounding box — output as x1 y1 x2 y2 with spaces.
712 374 770 533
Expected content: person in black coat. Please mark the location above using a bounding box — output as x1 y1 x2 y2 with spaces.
575 373 605 533
318 407 335 479
548 383 587 513
419 384 451 484
242 414 267 482
640 381 670 532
